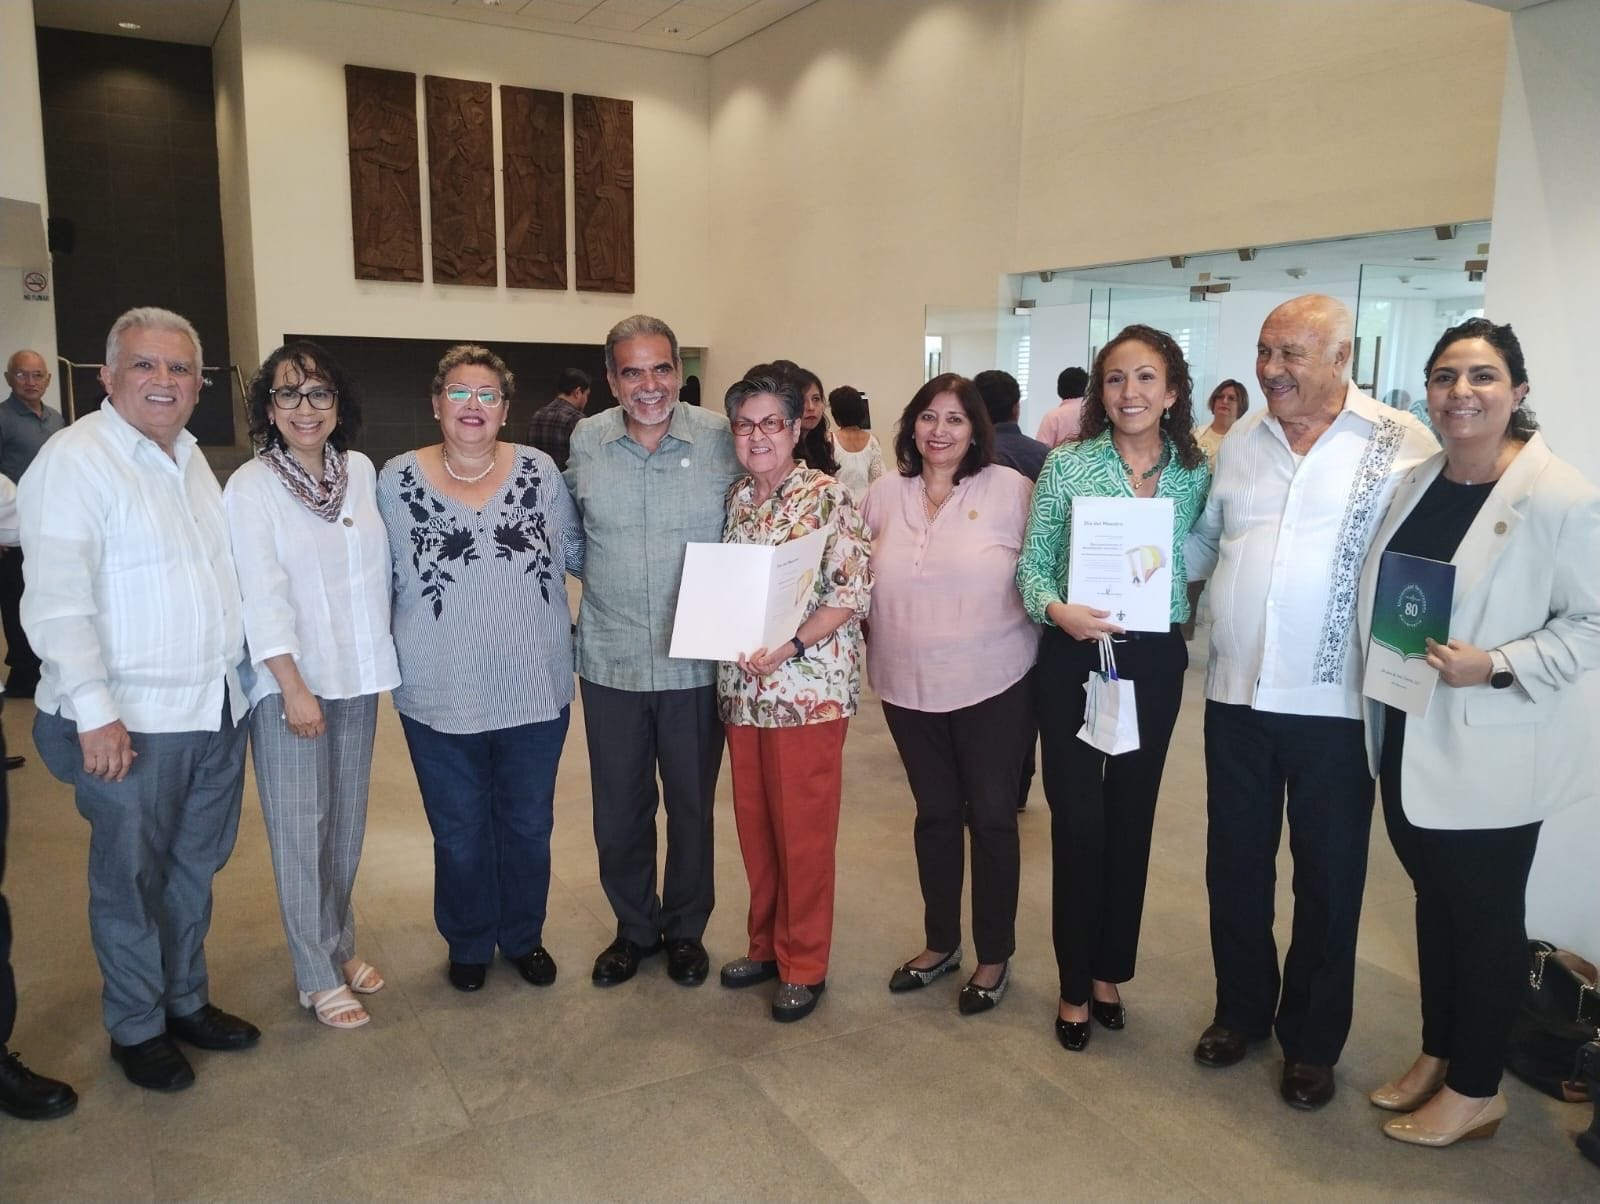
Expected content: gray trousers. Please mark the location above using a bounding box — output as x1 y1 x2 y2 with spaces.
34 698 247 1045
249 693 379 993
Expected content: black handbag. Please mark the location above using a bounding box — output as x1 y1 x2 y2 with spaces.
1578 1040 1600 1169
1506 940 1600 1103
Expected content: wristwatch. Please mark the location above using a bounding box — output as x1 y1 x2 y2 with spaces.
790 636 806 659
1488 649 1515 690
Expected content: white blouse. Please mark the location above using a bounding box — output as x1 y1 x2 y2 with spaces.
223 453 400 706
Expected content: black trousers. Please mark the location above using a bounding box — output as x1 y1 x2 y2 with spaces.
1 705 15 1047
881 673 1032 965
0 550 39 693
579 679 723 946
1205 702 1375 1065
1380 724 1540 1098
1038 627 1186 1005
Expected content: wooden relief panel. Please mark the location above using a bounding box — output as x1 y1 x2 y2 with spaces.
572 94 634 294
502 86 567 290
425 75 498 286
345 66 423 282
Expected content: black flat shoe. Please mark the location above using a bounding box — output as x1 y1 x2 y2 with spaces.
165 1004 260 1051
0 1050 78 1119
510 946 557 987
1091 999 1125 1030
1055 1015 1091 1052
4 755 24 771
665 937 709 986
110 1034 195 1092
888 947 961 993
448 961 488 991
957 962 1010 1015
591 937 662 987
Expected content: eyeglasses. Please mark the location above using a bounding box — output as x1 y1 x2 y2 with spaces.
271 386 338 411
442 383 505 408
9 370 47 382
730 415 793 437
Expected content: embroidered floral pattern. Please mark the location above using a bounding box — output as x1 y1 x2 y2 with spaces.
716 466 873 728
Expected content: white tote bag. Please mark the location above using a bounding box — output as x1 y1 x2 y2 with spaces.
1077 635 1140 755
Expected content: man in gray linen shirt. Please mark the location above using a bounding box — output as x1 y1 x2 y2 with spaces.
565 314 741 990
0 350 66 703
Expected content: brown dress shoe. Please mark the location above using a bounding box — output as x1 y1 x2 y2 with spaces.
1281 1061 1335 1109
1193 1022 1251 1068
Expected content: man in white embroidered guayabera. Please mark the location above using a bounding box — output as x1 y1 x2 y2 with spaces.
18 307 259 1095
1185 295 1437 1111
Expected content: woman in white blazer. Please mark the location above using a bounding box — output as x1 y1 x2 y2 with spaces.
1356 319 1600 1147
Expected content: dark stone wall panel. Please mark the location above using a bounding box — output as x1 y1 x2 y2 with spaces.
345 65 424 283
424 75 498 287
572 94 634 294
502 86 567 290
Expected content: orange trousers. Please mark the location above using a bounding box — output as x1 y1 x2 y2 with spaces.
724 719 848 985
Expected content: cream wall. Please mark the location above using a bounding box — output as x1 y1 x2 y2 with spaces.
708 0 1506 412
1483 0 1600 960
226 0 711 368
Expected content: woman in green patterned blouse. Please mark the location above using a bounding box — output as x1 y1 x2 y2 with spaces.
1016 324 1210 1053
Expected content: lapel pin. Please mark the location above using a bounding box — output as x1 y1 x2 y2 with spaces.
1494 521 1507 535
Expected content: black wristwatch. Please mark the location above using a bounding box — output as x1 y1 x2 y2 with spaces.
790 636 806 659
1489 649 1515 690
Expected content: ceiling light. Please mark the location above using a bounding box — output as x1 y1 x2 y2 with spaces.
1285 267 1308 279
1434 225 1458 241
117 20 141 29
1411 256 1438 262
664 25 681 33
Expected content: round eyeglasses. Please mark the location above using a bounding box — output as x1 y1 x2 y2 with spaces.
730 415 793 437
442 383 506 408
271 386 338 411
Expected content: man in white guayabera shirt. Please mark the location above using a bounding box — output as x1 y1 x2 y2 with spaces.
1185 294 1437 1112
19 307 259 1095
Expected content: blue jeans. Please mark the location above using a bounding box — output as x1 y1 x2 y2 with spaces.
399 709 569 964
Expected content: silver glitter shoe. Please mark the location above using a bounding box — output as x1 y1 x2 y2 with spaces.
888 947 962 993
771 980 826 1023
957 961 1011 1015
719 957 779 989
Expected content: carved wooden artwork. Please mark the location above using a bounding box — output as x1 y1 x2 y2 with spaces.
425 75 498 287
344 65 424 282
502 86 567 290
572 94 635 294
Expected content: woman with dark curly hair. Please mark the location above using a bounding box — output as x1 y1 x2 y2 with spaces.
1016 324 1210 1052
376 344 584 995
223 341 399 1029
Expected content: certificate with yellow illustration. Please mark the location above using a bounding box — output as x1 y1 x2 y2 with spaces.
1066 496 1175 633
669 526 828 661
1363 551 1454 716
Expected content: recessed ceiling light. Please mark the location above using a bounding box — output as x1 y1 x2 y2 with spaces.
1411 255 1438 262
118 20 141 29
664 25 681 33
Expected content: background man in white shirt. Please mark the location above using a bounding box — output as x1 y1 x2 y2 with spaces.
19 308 259 1094
1185 295 1437 1111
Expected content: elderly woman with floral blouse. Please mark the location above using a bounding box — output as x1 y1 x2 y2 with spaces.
715 366 871 1023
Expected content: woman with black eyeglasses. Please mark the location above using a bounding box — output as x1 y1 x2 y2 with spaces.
224 341 399 1029
377 345 584 996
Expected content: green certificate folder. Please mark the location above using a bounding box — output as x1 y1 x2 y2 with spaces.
1364 551 1455 716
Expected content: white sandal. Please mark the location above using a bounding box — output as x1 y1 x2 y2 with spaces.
345 961 385 995
299 984 371 1029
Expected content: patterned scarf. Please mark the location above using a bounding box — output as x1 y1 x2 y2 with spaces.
260 443 349 522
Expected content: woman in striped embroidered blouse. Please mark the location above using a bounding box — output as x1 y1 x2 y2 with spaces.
1016 324 1210 1053
377 345 584 995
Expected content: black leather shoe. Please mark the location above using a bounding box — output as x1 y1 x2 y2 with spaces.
1193 1022 1251 1068
166 1004 260 1051
4 755 24 771
110 1034 195 1092
591 937 662 987
1055 1016 1091 1052
1091 999 1126 1030
510 946 557 987
665 937 709 986
1281 1061 1336 1110
448 961 488 991
0 1049 78 1119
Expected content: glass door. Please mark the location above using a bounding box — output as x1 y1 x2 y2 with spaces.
1355 264 1484 426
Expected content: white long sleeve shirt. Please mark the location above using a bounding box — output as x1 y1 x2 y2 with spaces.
223 454 400 706
18 401 247 733
1185 383 1438 720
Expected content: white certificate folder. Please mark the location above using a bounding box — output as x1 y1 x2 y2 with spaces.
1066 496 1176 633
668 527 828 661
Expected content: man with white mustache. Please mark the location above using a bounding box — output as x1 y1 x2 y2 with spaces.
19 307 258 1093
565 315 741 989
1185 295 1436 1110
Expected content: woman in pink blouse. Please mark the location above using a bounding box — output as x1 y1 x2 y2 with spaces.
860 373 1038 1014
716 367 873 1023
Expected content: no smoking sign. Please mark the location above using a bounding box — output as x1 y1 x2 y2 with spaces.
22 270 50 302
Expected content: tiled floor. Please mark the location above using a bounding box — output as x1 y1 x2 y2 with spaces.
3 629 1596 1200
